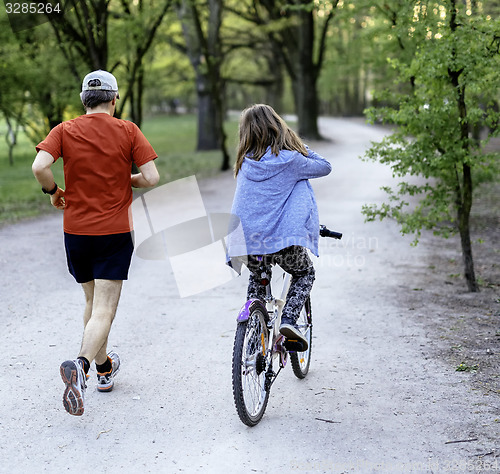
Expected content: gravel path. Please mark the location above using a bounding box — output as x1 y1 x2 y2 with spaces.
0 118 498 473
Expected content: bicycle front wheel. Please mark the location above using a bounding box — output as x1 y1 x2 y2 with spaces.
290 297 312 379
232 302 270 427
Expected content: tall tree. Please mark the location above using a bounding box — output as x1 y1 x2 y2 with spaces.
0 19 27 165
254 0 339 139
0 18 77 150
175 0 230 170
317 3 368 116
47 0 110 75
362 0 500 292
223 1 288 113
112 0 173 126
46 0 172 126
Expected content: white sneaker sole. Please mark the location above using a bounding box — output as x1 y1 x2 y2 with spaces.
279 324 309 351
60 360 85 416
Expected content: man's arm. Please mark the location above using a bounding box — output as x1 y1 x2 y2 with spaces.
131 160 160 188
32 150 65 209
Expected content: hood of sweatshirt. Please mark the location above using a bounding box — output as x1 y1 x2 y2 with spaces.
240 148 298 182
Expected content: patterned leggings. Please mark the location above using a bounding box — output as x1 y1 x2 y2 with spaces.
246 246 315 323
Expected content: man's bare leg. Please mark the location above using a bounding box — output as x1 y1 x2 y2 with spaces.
79 279 123 365
82 280 94 326
81 280 110 365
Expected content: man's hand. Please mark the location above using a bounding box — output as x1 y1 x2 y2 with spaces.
50 187 66 209
131 160 160 188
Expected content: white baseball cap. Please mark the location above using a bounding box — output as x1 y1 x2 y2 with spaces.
81 70 119 98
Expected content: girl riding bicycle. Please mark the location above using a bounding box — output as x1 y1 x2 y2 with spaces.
228 104 331 349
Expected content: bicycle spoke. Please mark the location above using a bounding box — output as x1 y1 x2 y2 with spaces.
241 317 267 415
232 306 270 424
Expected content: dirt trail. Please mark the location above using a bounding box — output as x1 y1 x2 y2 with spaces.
0 118 498 473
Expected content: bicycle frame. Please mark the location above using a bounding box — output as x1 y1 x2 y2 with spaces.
268 271 292 369
236 268 290 323
236 266 293 380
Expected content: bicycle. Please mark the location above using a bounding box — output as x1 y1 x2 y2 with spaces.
231 225 342 426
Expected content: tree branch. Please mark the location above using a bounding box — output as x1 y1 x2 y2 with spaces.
315 1 338 75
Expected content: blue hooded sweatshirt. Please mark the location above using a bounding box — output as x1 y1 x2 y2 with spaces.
228 147 331 258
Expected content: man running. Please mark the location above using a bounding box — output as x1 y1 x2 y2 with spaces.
32 70 159 416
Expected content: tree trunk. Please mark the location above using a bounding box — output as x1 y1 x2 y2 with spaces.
217 112 230 171
294 69 321 139
136 67 144 128
197 80 229 169
4 116 18 165
128 65 144 127
264 42 285 114
458 163 479 292
177 0 229 169
211 78 230 171
129 87 136 124
258 0 336 140
42 92 63 129
295 6 321 140
448 0 478 292
196 77 219 150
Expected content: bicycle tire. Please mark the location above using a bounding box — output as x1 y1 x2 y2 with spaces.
232 302 270 426
290 297 312 379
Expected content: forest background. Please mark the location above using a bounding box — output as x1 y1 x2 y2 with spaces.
0 0 499 292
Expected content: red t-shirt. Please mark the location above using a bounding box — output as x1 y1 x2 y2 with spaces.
36 113 157 235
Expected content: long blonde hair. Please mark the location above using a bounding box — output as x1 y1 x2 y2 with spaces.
234 104 307 176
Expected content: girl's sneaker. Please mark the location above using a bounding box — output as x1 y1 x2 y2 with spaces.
279 318 309 351
60 359 87 416
97 351 121 392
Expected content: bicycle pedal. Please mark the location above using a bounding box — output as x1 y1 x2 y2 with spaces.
284 339 306 352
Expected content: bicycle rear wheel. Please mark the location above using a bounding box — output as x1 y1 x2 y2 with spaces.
232 302 270 426
290 297 312 379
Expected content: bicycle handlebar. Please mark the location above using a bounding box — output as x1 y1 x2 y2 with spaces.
319 225 342 240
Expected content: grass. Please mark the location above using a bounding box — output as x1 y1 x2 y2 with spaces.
456 362 479 372
0 114 239 226
141 114 239 184
0 124 66 223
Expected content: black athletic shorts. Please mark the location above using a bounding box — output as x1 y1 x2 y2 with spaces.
64 232 134 283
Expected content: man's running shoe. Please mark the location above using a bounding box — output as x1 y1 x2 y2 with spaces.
97 351 120 393
60 359 87 416
279 318 309 352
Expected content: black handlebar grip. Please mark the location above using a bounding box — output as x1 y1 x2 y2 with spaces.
320 225 342 240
